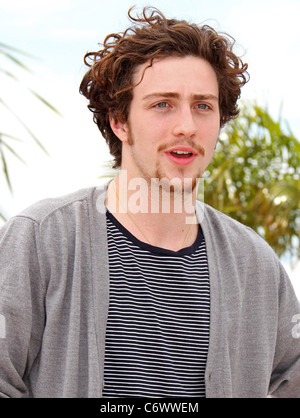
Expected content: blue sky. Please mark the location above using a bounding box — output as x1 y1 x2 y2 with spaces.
1 0 300 288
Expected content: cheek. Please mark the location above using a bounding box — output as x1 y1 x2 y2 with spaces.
202 128 219 158
204 120 220 145
206 143 217 162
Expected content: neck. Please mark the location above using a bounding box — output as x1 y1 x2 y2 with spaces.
105 172 199 251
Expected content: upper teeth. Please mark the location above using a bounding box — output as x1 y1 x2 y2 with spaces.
173 150 191 154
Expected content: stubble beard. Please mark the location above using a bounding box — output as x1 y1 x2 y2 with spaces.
126 122 204 197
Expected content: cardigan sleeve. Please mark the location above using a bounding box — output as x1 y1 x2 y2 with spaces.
269 261 300 398
0 216 46 397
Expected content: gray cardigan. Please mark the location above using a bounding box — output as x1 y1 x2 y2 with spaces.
0 185 299 398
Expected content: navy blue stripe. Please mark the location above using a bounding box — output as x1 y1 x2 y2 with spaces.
106 209 204 256
103 211 210 398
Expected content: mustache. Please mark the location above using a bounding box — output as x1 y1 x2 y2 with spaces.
157 139 205 156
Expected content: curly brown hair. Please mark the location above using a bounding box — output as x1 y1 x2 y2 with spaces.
80 6 249 168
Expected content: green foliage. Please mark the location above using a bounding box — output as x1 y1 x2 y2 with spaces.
204 102 300 259
0 42 62 220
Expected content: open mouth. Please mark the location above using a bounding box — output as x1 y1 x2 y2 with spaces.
170 150 194 158
165 146 197 166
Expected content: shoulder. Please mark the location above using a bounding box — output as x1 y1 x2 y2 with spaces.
0 186 107 244
0 185 108 268
198 201 277 259
197 202 294 295
199 202 254 231
14 186 102 226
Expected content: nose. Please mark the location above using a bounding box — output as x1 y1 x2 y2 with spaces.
172 106 197 138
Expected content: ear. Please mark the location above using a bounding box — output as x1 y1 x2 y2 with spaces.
109 113 129 143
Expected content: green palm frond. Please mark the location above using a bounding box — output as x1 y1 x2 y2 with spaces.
0 42 62 221
204 101 300 260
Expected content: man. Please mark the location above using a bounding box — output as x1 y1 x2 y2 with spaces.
0 7 299 398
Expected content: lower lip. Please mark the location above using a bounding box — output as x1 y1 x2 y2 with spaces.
165 152 197 166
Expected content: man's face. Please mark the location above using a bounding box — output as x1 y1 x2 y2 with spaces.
112 55 220 190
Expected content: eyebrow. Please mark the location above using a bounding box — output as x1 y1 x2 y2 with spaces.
142 92 219 101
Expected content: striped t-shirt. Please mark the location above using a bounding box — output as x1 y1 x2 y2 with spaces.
102 210 210 398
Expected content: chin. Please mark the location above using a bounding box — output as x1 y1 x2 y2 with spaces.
153 171 201 195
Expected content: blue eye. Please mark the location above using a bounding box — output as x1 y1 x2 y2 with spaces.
156 102 168 108
197 104 208 110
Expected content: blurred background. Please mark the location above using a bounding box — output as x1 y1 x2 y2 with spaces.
0 0 299 296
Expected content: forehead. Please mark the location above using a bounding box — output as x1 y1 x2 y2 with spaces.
132 55 219 98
